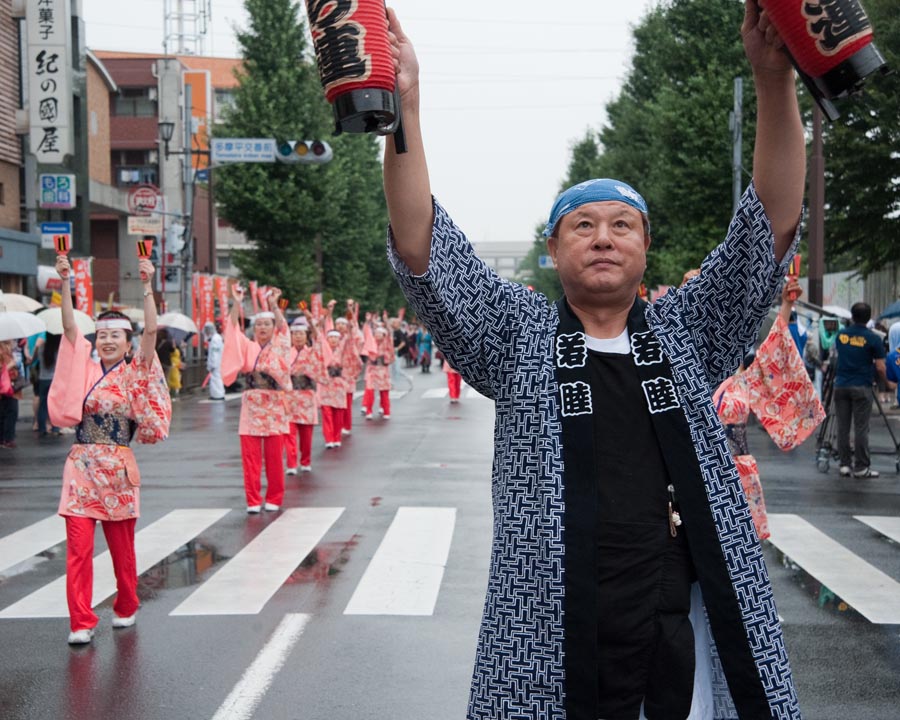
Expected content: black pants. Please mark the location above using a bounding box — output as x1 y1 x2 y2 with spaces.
0 395 19 442
834 385 873 470
597 524 696 720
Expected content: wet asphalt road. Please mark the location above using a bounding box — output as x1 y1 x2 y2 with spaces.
0 369 899 719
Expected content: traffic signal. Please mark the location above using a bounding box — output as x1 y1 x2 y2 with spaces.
275 140 333 164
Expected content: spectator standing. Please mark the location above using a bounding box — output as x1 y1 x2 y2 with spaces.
833 302 889 478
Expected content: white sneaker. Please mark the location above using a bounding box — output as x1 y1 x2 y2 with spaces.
325 442 334 449
264 503 280 512
334 441 342 448
839 465 851 477
342 428 351 436
300 465 312 473
112 613 136 628
246 505 261 514
378 408 384 416
365 413 373 420
383 415 390 420
67 628 94 645
285 467 298 476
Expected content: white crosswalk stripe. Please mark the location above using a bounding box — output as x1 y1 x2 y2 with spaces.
4 510 900 623
0 515 66 576
855 515 900 545
170 507 344 616
344 507 456 616
0 509 230 619
767 513 900 624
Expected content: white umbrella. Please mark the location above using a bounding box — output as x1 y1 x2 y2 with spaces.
822 304 852 320
36 307 96 336
0 293 43 313
119 307 145 323
158 312 199 335
0 311 47 341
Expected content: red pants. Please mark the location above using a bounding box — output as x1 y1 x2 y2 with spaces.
321 406 345 444
284 423 314 468
447 372 462 400
66 516 138 632
240 434 285 506
362 388 391 416
344 392 355 431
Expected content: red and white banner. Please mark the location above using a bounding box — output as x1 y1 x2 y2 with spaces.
310 293 323 320
214 276 229 324
72 258 93 316
200 275 215 332
248 281 259 315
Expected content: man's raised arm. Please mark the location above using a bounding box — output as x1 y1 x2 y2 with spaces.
383 7 433 276
743 0 806 260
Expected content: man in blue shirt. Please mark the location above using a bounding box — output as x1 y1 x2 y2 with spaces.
834 302 888 478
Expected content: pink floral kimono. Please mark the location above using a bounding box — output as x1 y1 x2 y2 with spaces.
364 336 395 392
221 320 292 436
49 330 171 522
286 343 326 426
714 315 825 540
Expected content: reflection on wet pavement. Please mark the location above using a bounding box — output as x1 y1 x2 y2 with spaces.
288 535 361 584
770 546 862 621
138 539 224 595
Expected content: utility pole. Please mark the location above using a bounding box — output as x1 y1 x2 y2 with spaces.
182 82 194 316
729 77 743 214
808 106 825 307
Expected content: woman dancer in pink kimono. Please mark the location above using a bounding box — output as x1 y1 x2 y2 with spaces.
221 284 291 513
284 314 325 475
335 300 363 435
713 279 825 540
362 324 395 419
50 254 171 645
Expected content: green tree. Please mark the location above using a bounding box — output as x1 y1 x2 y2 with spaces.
213 0 405 312
820 0 899 276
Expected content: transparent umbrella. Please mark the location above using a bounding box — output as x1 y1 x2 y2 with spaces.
36 308 96 336
0 293 43 312
0 311 46 342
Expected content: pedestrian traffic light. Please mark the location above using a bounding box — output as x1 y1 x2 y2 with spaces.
274 140 333 164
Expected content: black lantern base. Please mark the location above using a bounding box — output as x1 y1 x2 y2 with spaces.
813 43 889 100
332 88 399 135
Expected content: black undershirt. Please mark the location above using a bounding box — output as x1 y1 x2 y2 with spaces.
590 349 697 720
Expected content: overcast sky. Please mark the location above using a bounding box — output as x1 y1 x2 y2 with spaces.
82 0 657 245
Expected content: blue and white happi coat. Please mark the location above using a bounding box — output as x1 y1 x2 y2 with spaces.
388 182 802 720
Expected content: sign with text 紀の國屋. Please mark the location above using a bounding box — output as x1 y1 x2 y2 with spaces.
26 0 74 163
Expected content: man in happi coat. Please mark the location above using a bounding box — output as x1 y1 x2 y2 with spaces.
383 3 806 719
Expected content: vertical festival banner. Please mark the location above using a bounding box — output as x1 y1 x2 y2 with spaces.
71 258 93 315
310 292 323 320
200 275 215 332
192 272 201 347
214 276 229 324
248 280 259 315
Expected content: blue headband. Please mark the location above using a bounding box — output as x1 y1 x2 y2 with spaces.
542 178 649 238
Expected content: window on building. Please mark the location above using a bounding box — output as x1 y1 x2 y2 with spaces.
214 89 236 119
0 183 5 205
217 256 231 271
116 166 158 186
113 88 157 117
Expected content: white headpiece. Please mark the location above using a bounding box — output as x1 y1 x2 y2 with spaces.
95 319 133 331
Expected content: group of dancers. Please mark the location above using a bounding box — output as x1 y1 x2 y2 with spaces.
219 285 399 514
47 254 408 644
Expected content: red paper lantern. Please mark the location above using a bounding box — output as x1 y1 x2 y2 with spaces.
763 0 888 119
305 0 401 138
